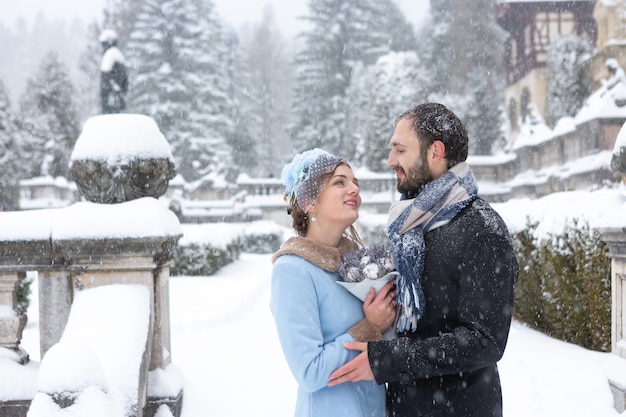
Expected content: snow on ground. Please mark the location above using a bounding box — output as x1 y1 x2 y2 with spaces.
13 250 626 417
3 186 626 416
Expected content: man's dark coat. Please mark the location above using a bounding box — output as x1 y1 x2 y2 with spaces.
369 198 519 417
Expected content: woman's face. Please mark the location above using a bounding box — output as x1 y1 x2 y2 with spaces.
312 164 361 229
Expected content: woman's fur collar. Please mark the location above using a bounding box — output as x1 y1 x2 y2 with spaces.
272 236 359 272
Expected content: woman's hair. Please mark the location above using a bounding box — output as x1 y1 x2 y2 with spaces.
286 163 364 247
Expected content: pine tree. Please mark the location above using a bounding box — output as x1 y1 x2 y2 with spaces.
291 0 405 156
417 0 454 96
221 30 257 181
438 0 506 155
544 35 593 128
0 79 23 210
125 0 236 181
383 1 418 53
346 51 428 171
238 6 293 177
19 52 80 179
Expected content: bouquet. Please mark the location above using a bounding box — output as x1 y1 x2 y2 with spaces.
338 244 398 339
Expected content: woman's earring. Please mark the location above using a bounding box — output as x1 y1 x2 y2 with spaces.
311 214 317 222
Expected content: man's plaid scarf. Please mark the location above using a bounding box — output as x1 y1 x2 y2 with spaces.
387 162 478 332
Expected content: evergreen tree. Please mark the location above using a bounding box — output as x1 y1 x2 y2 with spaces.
125 0 236 181
346 51 428 171
291 0 408 156
383 1 418 52
0 16 88 110
239 6 293 177
439 0 506 154
417 0 454 96
0 79 23 210
19 52 80 179
544 35 593 128
222 29 258 180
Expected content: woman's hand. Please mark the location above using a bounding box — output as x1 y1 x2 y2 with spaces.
362 279 397 332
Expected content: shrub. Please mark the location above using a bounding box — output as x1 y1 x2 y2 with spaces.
17 273 34 312
171 239 243 276
241 232 283 254
170 222 287 276
512 219 611 352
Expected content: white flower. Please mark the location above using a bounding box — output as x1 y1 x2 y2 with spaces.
363 263 380 279
338 244 395 283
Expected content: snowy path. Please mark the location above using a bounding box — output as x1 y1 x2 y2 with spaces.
170 253 296 417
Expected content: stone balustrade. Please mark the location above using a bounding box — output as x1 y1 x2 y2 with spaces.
0 114 183 417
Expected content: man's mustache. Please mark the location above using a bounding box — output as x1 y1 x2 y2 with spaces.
391 165 405 175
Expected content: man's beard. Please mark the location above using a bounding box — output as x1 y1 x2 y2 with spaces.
395 155 432 196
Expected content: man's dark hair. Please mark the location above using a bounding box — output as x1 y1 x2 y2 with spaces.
395 102 469 168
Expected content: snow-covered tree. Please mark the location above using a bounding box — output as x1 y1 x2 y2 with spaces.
290 0 411 156
463 65 504 155
125 0 237 182
416 0 453 96
221 30 258 180
384 1 418 53
0 16 88 110
544 35 593 128
0 79 23 209
346 51 429 171
238 6 293 177
19 52 80 179
425 0 506 155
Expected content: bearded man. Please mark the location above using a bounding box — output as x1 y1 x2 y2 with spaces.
329 102 519 417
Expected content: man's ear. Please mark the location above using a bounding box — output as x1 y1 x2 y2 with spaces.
430 140 446 163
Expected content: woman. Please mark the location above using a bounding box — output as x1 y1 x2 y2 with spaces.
271 149 396 417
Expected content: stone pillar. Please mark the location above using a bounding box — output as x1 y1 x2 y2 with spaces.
152 263 172 370
600 227 626 413
600 227 626 358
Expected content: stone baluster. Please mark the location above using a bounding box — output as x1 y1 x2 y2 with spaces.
0 271 28 364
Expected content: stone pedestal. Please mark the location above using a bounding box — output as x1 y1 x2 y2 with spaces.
600 228 626 359
0 114 182 417
600 227 626 413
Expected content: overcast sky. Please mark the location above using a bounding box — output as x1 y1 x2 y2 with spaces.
1 0 429 36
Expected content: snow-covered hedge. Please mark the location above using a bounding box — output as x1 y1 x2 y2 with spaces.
511 219 611 352
170 221 288 276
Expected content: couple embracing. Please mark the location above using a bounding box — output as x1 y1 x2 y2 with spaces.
270 103 519 417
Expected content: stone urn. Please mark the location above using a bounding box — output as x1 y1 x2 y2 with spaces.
70 114 176 203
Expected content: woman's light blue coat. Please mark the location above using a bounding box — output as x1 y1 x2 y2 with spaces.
271 254 386 417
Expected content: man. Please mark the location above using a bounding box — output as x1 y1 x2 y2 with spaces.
329 103 519 417
99 29 128 114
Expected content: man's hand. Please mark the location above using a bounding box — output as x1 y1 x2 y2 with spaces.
328 342 374 386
